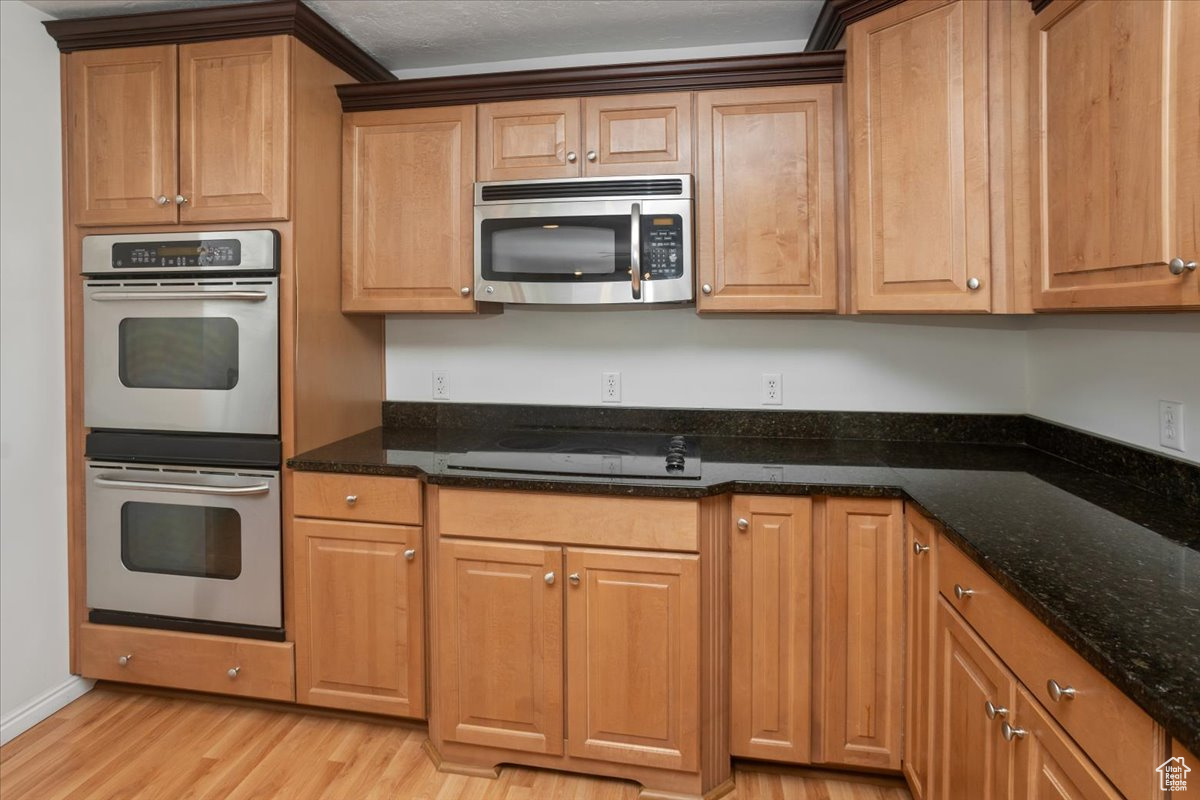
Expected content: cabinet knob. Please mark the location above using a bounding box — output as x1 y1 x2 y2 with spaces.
544 571 555 585
736 518 749 531
984 700 1008 720
156 195 169 206
227 667 240 679
404 548 416 561
460 286 471 296
118 654 132 666
174 194 188 206
966 277 981 290
586 150 597 162
345 494 358 506
953 584 975 600
913 541 930 555
1169 257 1197 275
1046 679 1076 702
1001 721 1027 742
568 573 581 585
566 151 577 163
701 284 712 295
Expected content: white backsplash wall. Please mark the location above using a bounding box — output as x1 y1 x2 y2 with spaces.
386 308 1030 412
1027 315 1200 464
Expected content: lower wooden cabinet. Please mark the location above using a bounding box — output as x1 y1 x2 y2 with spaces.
1011 687 1123 800
293 518 425 717
904 508 939 800
729 495 813 762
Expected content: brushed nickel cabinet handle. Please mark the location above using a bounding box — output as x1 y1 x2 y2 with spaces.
1047 679 1076 702
227 667 240 679
1169 257 1197 275
156 195 169 206
954 584 975 600
544 571 555 585
566 151 577 163
985 700 1008 720
1002 721 1027 741
568 573 581 585
913 541 930 555
404 549 416 561
586 150 597 162
118 654 132 666
345 495 358 506
736 518 749 531
701 284 712 295
175 194 189 205
967 277 981 290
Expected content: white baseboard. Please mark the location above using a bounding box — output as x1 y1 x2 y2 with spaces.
0 676 94 745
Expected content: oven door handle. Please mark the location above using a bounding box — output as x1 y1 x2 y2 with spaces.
630 202 642 301
88 291 269 302
92 476 272 496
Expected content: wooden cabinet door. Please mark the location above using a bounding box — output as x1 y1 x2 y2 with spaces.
342 106 476 312
294 519 424 717
1011 687 1122 800
66 45 178 226
1031 0 1200 309
478 98 581 181
582 92 692 176
815 497 903 769
934 598 1015 800
437 538 563 755
904 509 939 800
565 547 700 772
696 86 839 312
729 495 812 762
848 0 993 312
178 36 290 223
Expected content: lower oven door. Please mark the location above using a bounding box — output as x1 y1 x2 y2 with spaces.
86 461 281 628
83 278 278 435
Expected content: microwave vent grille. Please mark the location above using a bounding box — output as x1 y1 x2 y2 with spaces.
480 178 684 202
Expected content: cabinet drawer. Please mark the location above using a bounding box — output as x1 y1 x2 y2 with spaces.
937 536 1161 800
79 622 294 701
292 471 421 524
437 488 699 551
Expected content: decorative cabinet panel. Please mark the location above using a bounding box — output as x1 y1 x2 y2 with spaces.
178 37 290 223
848 0 993 312
1031 0 1200 309
66 45 179 226
436 538 564 755
341 105 477 313
904 508 939 800
478 98 580 181
564 547 700 772
696 85 839 312
729 495 813 762
1011 687 1122 800
293 518 424 717
815 497 904 769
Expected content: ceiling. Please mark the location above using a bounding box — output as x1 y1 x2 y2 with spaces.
26 0 820 75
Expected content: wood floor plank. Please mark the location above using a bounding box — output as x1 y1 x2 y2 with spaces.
0 688 912 800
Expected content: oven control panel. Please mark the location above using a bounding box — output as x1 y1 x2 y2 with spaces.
642 215 685 279
82 230 279 276
112 239 241 269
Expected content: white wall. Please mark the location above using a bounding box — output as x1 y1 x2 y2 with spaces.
387 309 1030 412
0 0 91 745
1027 315 1200 464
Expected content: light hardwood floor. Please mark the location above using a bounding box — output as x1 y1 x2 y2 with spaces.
0 688 912 800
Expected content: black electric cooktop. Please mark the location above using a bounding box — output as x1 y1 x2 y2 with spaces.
443 430 701 479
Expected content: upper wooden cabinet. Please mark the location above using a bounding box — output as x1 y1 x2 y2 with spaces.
66 37 291 227
1031 0 1200 309
341 105 477 313
847 0 994 312
478 93 693 181
696 86 840 312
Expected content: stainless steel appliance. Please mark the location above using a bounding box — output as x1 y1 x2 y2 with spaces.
82 230 279 436
474 175 694 304
86 460 282 630
444 430 701 478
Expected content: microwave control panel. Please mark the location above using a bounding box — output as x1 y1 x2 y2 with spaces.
642 216 685 278
111 239 242 270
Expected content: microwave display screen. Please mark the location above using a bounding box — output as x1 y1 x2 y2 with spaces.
112 239 241 269
481 215 631 282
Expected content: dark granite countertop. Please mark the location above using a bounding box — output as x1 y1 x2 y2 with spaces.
290 425 1200 755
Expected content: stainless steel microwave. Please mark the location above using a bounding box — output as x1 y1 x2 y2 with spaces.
474 175 694 305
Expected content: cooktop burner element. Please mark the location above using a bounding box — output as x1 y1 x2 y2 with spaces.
444 430 701 479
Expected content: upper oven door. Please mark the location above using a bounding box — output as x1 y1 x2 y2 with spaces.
83 278 279 436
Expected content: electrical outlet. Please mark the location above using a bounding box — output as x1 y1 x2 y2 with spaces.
602 372 621 403
1160 400 1184 451
432 370 450 400
762 373 782 405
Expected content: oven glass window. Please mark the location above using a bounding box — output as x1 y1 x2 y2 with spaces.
121 502 242 580
480 215 631 282
118 317 239 390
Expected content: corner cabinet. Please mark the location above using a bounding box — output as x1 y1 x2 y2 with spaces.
904 508 938 800
66 37 290 226
341 106 477 313
1030 0 1200 309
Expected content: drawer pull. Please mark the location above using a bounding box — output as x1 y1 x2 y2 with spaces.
985 700 1008 720
954 584 975 600
1001 721 1027 742
345 495 358 506
227 667 240 679
913 541 930 555
404 548 416 561
1047 679 1076 702
736 518 749 531
118 654 132 667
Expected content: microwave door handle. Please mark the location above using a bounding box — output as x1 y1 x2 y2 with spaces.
89 291 269 302
92 476 271 496
630 202 642 301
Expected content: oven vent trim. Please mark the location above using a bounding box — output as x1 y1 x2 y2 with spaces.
479 177 687 203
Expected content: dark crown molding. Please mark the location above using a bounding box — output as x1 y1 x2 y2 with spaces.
805 0 907 51
42 0 392 83
337 51 844 112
